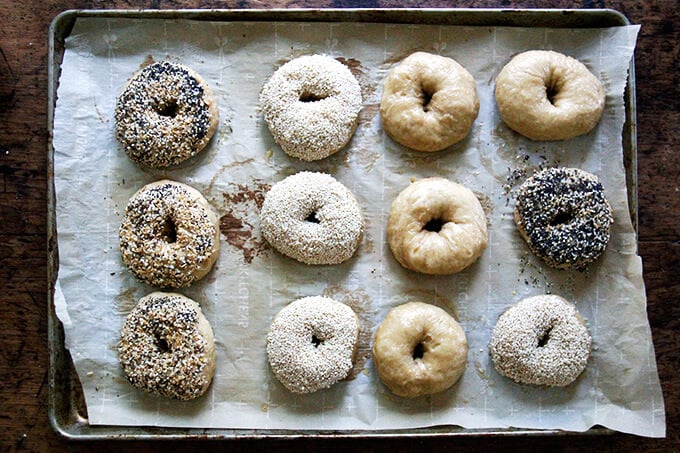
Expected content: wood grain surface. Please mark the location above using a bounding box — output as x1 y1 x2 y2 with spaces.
0 0 677 451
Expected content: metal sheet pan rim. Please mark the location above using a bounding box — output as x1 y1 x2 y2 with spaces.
47 7 634 440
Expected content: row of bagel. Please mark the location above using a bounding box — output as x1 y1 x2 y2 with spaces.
113 49 610 401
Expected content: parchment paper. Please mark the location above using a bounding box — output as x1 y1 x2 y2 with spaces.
52 17 665 437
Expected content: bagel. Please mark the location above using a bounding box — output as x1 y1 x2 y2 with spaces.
118 292 216 400
260 172 364 265
380 52 479 152
373 302 468 398
119 180 220 288
489 294 592 387
387 177 488 275
266 296 360 394
115 61 219 168
495 50 605 141
260 55 362 161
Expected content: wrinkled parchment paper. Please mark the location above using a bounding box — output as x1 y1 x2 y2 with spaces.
52 17 665 437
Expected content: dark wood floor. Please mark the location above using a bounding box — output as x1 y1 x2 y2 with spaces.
1 1 677 451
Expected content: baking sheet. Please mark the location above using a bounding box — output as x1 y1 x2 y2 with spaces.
50 15 665 437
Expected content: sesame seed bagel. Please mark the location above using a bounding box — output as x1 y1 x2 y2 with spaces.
260 55 362 161
115 61 219 168
387 177 488 275
373 302 468 398
260 172 364 265
380 52 479 152
118 292 216 400
266 296 360 394
119 180 220 288
489 294 592 387
514 167 613 270
495 50 605 141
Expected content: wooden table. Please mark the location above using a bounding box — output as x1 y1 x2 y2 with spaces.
1 1 677 450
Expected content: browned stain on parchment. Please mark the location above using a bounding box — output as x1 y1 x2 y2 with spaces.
403 287 459 321
219 179 271 264
322 285 374 381
206 158 256 197
383 47 425 66
140 54 155 69
336 57 383 174
358 104 380 126
354 144 382 173
473 190 494 227
360 213 375 255
336 57 379 126
114 287 138 315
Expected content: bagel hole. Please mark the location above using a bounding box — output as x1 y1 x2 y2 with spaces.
156 336 170 353
155 100 178 118
549 210 573 227
412 342 425 360
299 91 327 103
545 79 559 106
423 218 444 233
305 211 320 224
420 86 434 112
311 334 323 348
538 327 553 348
161 218 178 243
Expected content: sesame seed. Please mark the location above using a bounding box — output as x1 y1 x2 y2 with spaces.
260 55 362 161
514 167 613 270
119 180 220 288
260 172 364 265
489 294 592 387
115 61 218 168
266 296 359 394
118 292 216 400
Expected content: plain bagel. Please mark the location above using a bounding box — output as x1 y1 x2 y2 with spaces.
380 51 479 152
495 50 605 141
373 302 468 398
387 177 488 275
